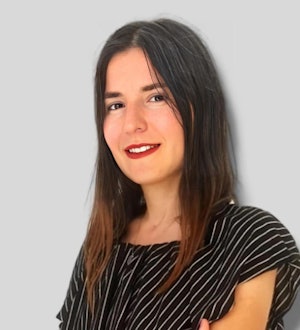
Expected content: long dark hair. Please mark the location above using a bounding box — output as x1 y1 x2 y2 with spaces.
84 17 237 309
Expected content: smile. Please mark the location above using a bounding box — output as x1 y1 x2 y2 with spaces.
125 144 160 159
129 145 156 153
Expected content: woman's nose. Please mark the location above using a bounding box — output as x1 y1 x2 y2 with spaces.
123 104 147 134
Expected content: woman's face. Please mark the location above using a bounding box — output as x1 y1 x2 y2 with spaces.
103 47 184 188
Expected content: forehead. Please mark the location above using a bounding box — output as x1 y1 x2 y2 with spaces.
105 48 158 90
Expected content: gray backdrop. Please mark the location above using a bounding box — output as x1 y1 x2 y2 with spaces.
0 1 299 329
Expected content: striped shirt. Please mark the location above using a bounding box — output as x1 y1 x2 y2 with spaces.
57 204 300 329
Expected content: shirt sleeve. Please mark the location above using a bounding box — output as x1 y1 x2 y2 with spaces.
238 209 300 327
56 246 86 329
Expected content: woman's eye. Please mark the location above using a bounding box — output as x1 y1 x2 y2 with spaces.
149 94 165 102
107 102 124 111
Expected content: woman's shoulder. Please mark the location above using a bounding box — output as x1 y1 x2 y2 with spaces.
208 203 297 250
217 202 277 220
214 203 287 232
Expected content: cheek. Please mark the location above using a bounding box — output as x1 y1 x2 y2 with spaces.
103 119 117 151
159 114 184 141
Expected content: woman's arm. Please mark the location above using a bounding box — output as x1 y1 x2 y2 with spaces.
199 269 277 330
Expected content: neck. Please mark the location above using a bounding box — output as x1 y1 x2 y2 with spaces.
141 181 181 226
123 181 182 245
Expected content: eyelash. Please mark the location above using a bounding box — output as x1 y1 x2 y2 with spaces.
106 93 167 112
149 94 166 102
106 103 124 111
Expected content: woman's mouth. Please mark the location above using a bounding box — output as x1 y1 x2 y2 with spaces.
125 144 160 159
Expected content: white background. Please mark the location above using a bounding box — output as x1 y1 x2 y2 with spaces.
0 1 299 329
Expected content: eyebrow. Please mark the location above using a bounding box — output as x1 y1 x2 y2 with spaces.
104 82 167 99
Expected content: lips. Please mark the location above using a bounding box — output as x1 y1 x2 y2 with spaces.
125 143 160 159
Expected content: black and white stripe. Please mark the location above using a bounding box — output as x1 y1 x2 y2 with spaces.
57 204 300 329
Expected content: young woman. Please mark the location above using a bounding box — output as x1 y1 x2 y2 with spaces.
57 18 300 330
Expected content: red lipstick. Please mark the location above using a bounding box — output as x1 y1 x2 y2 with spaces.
125 143 160 159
